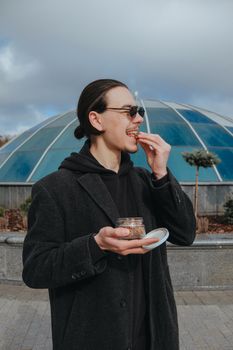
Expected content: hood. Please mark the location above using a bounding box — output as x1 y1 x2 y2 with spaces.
59 139 134 176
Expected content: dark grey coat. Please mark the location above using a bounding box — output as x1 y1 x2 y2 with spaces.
22 166 196 350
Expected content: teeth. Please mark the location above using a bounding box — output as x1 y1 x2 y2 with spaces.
126 130 139 137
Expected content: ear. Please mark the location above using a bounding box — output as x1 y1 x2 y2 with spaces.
88 111 104 132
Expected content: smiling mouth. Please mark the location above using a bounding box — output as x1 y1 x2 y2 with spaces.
126 129 139 138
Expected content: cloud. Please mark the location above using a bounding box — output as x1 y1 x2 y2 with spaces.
188 95 233 120
0 0 233 134
0 45 39 82
0 104 48 135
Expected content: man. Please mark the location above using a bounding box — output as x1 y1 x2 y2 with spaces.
22 79 196 350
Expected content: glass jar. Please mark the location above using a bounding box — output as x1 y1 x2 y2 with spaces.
115 217 146 240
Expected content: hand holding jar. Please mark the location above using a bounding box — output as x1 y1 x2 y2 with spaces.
94 218 159 255
115 217 146 240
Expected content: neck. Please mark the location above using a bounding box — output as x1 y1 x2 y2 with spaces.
89 138 121 173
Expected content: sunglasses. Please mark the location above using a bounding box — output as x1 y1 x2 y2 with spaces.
105 105 145 118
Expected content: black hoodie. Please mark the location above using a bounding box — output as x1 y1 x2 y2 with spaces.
59 140 148 349
59 139 138 217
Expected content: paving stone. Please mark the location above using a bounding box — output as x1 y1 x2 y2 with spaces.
0 284 233 349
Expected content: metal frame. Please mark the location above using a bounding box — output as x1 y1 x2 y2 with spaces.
181 102 233 137
1 100 233 184
162 101 223 182
140 99 151 133
0 111 73 171
26 118 77 181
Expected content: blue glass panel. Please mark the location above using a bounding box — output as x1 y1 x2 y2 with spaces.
0 153 10 166
19 126 64 151
0 131 32 153
51 123 83 149
167 147 219 182
32 123 149 181
29 146 222 183
178 109 216 124
28 114 60 133
30 149 79 181
0 151 43 182
193 124 233 147
50 119 148 151
0 115 62 154
149 122 201 146
208 147 233 181
138 119 147 132
130 146 150 170
225 126 233 134
147 107 184 123
48 112 76 127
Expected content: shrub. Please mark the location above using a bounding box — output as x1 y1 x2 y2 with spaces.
0 207 5 217
223 198 233 224
20 197 32 214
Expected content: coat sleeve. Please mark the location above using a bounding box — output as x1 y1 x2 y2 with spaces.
139 167 196 246
22 182 107 289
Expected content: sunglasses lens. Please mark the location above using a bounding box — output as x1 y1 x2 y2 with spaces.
129 106 145 118
138 107 145 117
129 106 138 117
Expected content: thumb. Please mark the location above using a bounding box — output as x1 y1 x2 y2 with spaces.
138 140 153 155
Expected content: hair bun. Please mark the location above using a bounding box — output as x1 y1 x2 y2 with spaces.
74 125 85 139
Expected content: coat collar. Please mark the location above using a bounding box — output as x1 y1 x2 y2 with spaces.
76 170 151 229
76 173 120 226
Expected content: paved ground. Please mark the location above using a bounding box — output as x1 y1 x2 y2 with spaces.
0 284 233 350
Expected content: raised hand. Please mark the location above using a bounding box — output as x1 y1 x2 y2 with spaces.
137 132 171 179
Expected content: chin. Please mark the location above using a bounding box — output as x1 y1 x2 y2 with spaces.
124 144 138 154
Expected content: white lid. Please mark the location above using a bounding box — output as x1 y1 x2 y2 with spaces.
142 228 169 250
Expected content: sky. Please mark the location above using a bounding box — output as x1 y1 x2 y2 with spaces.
0 0 233 135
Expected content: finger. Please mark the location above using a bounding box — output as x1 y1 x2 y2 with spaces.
100 226 115 237
112 227 130 238
138 134 170 151
138 140 154 152
105 237 160 254
121 247 151 255
139 137 168 150
104 227 130 239
140 237 160 245
138 138 159 151
138 132 164 145
139 135 171 152
115 237 160 251
139 131 163 141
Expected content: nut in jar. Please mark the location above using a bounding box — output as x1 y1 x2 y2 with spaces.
115 217 146 240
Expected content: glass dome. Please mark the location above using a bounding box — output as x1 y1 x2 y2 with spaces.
0 100 233 183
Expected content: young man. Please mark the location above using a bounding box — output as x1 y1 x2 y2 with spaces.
22 79 196 350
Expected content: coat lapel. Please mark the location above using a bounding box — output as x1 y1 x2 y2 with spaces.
76 173 120 226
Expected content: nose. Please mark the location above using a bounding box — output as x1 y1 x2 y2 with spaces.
133 113 144 124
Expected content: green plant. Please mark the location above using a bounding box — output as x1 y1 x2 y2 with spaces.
20 197 31 214
182 149 221 217
0 207 5 217
223 197 233 224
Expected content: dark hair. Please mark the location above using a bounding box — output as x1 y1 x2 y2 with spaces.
74 79 128 139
